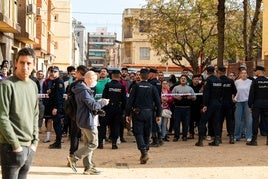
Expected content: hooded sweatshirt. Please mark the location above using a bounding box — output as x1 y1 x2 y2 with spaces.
72 81 107 130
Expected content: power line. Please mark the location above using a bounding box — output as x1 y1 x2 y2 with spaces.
72 11 122 15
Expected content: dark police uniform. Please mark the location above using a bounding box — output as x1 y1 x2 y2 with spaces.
49 76 65 148
196 66 223 146
102 77 127 149
148 70 162 146
219 70 237 144
247 66 268 145
126 79 161 162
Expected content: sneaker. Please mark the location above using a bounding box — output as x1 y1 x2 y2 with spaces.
67 156 78 173
43 138 50 143
49 142 61 149
182 137 187 141
83 167 101 175
206 136 212 141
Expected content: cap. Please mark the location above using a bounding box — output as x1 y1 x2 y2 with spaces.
206 66 214 73
140 68 149 74
149 68 157 73
254 66 265 71
238 64 247 70
51 66 59 72
111 69 121 74
217 66 226 73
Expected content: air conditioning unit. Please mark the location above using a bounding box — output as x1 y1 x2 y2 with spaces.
27 4 36 15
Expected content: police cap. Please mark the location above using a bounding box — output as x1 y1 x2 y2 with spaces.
51 66 59 72
206 66 214 73
149 68 157 73
140 68 149 74
254 66 265 71
111 69 121 74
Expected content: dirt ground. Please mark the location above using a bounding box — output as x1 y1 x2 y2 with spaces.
33 127 268 170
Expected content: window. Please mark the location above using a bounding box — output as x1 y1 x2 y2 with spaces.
139 20 150 33
140 47 150 60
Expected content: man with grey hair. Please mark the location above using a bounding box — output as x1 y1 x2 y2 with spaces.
67 71 109 175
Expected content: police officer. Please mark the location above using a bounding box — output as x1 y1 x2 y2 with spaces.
49 66 65 149
247 66 268 146
148 68 163 147
102 70 127 149
195 66 223 146
217 66 237 144
126 68 161 164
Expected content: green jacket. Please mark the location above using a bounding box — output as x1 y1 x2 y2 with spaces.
0 76 39 150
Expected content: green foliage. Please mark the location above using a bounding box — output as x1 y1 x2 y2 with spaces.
140 0 262 74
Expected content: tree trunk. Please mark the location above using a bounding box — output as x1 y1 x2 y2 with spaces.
217 0 225 66
243 0 248 61
248 0 262 61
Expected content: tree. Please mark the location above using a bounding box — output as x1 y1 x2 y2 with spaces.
141 0 218 74
217 0 226 66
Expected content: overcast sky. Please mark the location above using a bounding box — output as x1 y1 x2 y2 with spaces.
71 0 146 40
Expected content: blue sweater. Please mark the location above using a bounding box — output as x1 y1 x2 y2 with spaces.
72 82 107 129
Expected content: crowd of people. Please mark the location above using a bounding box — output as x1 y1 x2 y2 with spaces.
1 48 268 176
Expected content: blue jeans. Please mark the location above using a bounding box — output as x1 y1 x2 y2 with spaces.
74 127 98 169
234 101 252 140
174 107 191 138
159 117 169 138
0 144 35 179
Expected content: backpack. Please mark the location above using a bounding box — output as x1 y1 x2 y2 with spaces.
63 83 78 121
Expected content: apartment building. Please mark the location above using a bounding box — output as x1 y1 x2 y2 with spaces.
52 0 72 70
33 0 56 72
72 18 87 66
121 8 184 72
86 27 116 67
0 0 37 67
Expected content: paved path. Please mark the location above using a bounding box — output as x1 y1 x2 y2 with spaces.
23 166 268 178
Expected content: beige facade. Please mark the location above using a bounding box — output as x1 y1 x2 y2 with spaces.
121 8 184 72
0 0 38 67
33 0 56 72
52 0 72 70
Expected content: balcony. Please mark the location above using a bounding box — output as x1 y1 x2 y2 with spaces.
0 13 21 33
15 32 39 44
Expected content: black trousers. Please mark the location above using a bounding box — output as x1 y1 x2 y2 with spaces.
133 110 153 153
220 106 235 136
252 107 268 137
198 105 221 137
106 107 122 143
69 119 81 155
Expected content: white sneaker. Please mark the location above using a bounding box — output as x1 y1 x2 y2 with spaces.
43 138 50 143
206 136 212 141
246 138 252 142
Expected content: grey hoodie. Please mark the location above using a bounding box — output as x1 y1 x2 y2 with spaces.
71 81 107 130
